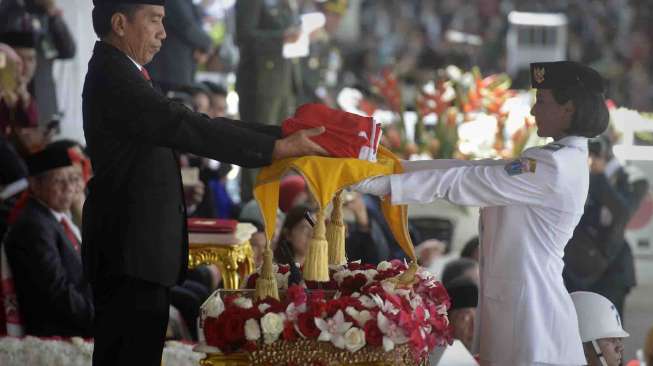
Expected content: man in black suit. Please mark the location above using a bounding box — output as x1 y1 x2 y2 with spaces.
146 0 212 93
83 1 325 365
4 143 93 337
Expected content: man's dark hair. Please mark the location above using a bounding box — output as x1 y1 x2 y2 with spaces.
92 4 143 39
441 258 478 288
460 237 479 259
552 85 609 138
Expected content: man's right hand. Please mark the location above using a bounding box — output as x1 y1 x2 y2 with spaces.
272 127 328 160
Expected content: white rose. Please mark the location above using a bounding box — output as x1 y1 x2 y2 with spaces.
233 297 253 309
377 261 392 272
344 327 366 353
260 313 284 344
258 303 271 313
202 293 224 318
364 269 378 282
245 319 261 341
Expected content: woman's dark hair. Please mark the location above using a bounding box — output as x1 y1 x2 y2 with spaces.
92 4 142 39
274 204 312 265
460 237 479 259
552 84 609 138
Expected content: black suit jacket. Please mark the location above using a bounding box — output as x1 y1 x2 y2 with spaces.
147 0 212 90
82 41 280 287
3 198 93 337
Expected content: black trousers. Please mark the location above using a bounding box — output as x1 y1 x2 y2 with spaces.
92 275 170 366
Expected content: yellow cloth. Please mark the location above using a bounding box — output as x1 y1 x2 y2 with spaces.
254 146 416 261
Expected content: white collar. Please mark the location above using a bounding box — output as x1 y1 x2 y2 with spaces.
50 208 82 242
558 135 588 149
126 54 143 71
49 208 67 223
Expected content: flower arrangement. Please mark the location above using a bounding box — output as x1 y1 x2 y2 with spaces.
357 65 539 160
199 260 452 364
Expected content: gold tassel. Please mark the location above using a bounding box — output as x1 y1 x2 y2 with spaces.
327 191 347 266
303 210 330 282
385 261 420 289
255 247 279 301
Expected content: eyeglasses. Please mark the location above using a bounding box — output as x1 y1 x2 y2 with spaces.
46 174 83 189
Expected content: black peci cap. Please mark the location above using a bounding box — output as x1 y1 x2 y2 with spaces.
530 61 605 94
26 144 76 177
0 31 37 49
93 0 165 6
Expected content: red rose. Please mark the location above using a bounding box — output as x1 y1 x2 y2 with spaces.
409 328 426 354
340 273 368 296
204 317 225 350
340 296 364 311
325 299 343 317
282 320 297 341
257 297 286 314
347 262 375 271
243 341 258 352
217 309 246 351
363 320 383 347
296 312 320 338
287 284 307 306
278 264 290 274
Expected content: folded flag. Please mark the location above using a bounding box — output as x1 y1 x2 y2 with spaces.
282 103 383 161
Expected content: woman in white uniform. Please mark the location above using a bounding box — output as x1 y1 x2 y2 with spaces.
354 61 609 366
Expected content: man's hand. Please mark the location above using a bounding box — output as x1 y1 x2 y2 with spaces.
283 27 301 44
272 127 328 160
350 176 391 197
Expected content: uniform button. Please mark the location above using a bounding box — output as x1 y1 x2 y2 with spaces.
265 60 274 69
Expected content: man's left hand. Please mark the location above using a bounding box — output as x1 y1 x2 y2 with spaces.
272 127 328 160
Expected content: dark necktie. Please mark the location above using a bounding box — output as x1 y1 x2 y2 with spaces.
60 218 81 253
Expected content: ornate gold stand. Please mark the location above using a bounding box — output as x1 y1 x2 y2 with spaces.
198 340 427 366
188 241 254 289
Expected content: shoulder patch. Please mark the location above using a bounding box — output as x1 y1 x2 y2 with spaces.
504 158 537 176
542 143 566 152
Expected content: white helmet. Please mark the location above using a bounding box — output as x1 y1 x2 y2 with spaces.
571 291 630 342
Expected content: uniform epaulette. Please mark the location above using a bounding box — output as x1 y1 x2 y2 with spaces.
541 143 566 152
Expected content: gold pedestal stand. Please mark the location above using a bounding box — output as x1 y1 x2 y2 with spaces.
188 241 254 289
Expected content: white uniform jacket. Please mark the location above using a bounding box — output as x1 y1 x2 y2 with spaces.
390 136 588 365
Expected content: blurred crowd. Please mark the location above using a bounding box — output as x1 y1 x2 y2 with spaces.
0 0 652 362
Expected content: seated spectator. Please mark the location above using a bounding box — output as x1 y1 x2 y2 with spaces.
415 239 447 277
440 257 479 288
3 142 93 337
279 174 309 214
571 291 629 366
202 81 228 118
445 278 478 351
460 237 479 262
239 203 267 269
182 83 211 116
274 204 313 266
0 35 38 135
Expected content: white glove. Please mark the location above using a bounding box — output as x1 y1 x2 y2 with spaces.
350 175 391 196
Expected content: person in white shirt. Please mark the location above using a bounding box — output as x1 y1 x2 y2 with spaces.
353 61 610 366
